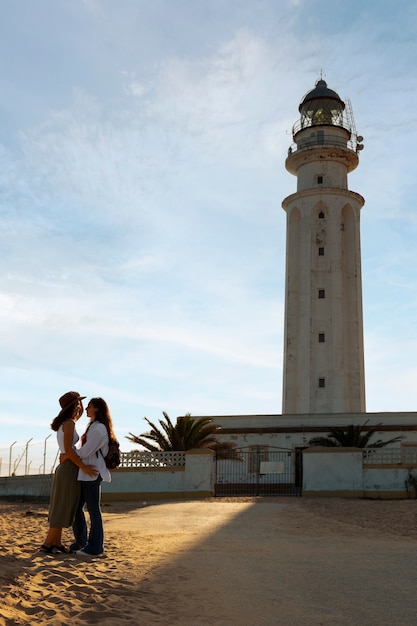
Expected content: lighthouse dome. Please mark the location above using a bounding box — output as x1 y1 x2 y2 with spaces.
298 79 345 127
299 79 344 111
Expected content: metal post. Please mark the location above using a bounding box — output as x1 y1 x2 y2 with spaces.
43 434 52 474
51 450 59 474
9 441 17 477
256 447 260 496
24 438 33 475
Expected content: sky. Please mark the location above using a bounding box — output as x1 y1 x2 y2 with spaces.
1 0 417 457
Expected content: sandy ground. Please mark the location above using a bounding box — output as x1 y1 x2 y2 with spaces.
0 497 417 626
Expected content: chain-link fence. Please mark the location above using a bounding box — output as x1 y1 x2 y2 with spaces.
0 437 60 477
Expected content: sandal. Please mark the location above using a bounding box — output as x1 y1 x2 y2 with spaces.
39 544 58 554
53 545 71 554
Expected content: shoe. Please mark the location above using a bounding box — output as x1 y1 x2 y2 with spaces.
39 544 59 554
53 545 71 554
75 548 104 557
69 542 84 552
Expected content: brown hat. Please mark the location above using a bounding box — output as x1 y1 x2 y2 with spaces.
56 391 86 418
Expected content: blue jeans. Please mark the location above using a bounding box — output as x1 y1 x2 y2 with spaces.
72 476 103 554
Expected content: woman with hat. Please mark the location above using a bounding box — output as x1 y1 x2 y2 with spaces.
40 391 98 554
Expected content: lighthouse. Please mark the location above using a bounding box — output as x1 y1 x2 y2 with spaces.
282 79 366 415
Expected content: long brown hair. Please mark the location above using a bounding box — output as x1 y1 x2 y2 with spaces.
50 403 79 432
87 397 116 441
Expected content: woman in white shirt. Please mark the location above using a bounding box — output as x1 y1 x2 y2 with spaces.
71 397 116 556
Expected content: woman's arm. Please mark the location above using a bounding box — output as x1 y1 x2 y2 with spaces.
62 420 98 477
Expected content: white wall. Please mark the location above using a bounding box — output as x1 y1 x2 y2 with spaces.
302 445 417 498
1 445 416 501
303 448 363 495
103 448 215 500
0 449 216 501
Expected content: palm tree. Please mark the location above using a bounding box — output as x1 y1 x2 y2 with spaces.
308 420 403 448
126 412 239 459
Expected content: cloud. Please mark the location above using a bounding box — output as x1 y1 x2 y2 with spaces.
2 5 417 450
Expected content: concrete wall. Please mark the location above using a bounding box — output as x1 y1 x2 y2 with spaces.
0 449 216 502
363 467 411 499
302 445 417 498
0 474 53 498
102 448 215 501
303 447 364 497
1 445 416 501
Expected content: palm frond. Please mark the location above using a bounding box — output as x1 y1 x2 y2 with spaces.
308 420 403 449
126 411 239 456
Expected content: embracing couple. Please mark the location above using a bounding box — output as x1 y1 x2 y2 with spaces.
40 392 117 557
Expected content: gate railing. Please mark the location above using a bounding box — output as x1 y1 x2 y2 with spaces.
215 446 302 497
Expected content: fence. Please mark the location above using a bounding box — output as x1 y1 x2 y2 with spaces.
120 450 185 468
0 438 57 477
0 439 186 477
4 444 417 500
362 448 417 465
0 450 214 501
215 446 302 497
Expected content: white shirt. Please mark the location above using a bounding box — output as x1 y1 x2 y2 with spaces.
76 421 111 483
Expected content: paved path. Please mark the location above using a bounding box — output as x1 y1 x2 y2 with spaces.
104 498 417 625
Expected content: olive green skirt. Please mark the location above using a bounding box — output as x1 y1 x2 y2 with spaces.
48 460 81 528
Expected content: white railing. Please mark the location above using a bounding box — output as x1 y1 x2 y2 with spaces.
287 131 357 156
363 448 417 465
120 450 185 468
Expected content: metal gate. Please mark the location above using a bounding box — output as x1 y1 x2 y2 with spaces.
215 446 303 497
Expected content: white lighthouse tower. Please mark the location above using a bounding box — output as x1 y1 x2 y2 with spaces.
282 79 366 415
